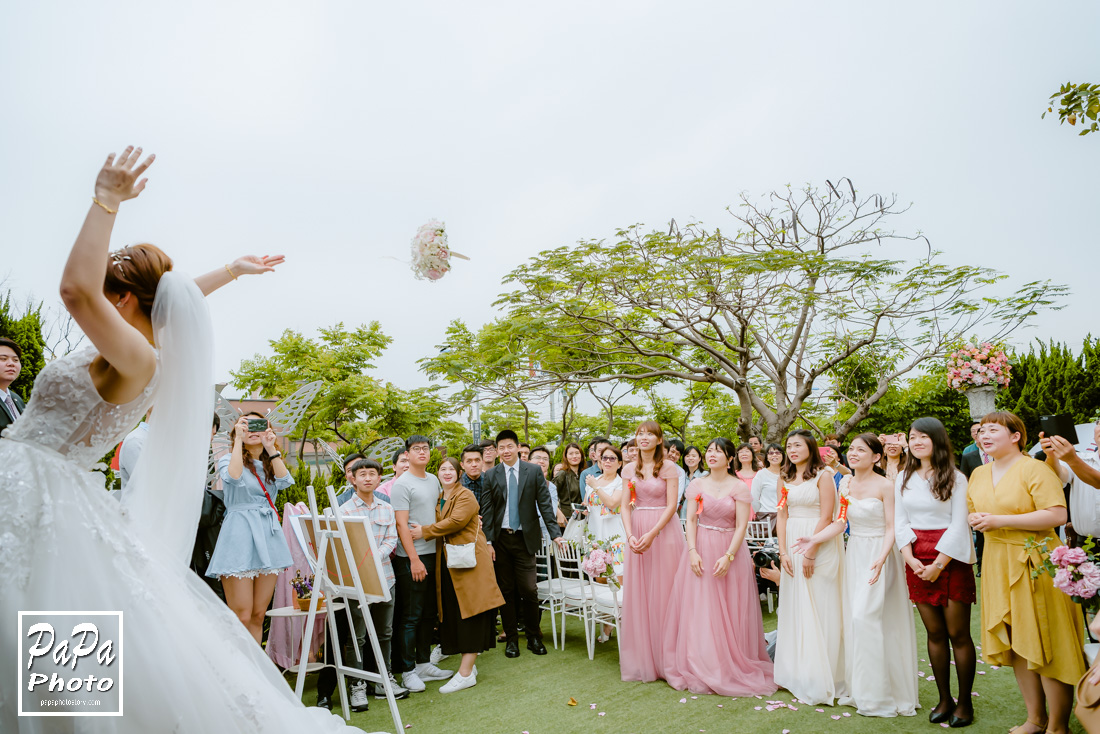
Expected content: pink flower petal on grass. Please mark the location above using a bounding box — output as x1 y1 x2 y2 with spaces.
590 704 597 710
927 676 936 681
941 724 949 729
717 704 723 708
816 708 825 713
784 730 791 734
972 692 980 697
598 712 605 717
691 696 698 700
977 671 986 675
831 714 841 720
843 712 852 717
754 706 762 711
680 698 687 703
789 705 799 711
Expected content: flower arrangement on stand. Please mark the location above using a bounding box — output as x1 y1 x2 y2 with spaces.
947 341 1012 419
290 570 324 611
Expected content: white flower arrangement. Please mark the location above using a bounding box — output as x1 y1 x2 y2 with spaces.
410 219 468 281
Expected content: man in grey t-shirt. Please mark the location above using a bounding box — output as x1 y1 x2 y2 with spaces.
389 435 452 692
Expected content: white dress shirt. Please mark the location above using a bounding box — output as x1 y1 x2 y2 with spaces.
751 469 781 514
1059 447 1100 537
894 470 975 563
500 461 521 531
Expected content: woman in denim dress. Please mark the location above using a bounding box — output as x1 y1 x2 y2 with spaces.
207 412 294 643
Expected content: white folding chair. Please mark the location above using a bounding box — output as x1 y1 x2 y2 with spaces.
534 537 560 649
586 574 622 660
556 541 593 652
746 519 774 552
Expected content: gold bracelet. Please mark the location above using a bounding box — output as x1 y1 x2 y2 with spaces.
224 264 237 280
92 197 117 215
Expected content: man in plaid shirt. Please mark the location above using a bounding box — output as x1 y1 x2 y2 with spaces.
315 459 407 711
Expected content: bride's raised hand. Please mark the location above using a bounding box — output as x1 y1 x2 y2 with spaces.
230 255 286 277
96 146 155 206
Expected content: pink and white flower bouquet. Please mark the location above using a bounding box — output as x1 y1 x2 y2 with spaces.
410 219 469 281
581 534 622 587
946 342 1012 390
1027 536 1100 609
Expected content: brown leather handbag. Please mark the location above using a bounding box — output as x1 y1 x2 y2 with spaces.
1076 665 1100 733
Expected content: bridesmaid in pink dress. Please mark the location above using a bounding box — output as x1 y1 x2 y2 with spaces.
663 438 776 696
620 420 685 682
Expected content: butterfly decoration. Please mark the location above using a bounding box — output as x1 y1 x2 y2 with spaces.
207 380 324 489
314 435 408 482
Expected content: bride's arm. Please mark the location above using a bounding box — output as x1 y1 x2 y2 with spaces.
194 255 286 296
60 147 156 380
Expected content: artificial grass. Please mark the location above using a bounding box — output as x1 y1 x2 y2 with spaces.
290 589 1088 734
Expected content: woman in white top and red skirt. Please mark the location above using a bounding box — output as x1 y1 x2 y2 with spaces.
894 417 977 728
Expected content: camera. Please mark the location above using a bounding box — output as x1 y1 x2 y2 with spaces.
247 418 269 432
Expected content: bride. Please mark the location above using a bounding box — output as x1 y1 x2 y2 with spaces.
0 147 369 732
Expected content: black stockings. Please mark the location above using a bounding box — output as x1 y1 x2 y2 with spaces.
917 600 976 718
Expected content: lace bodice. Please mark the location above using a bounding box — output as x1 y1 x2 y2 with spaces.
2 346 158 467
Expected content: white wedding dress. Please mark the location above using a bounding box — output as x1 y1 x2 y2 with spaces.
0 278 370 732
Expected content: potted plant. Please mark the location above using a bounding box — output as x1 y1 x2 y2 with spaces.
946 342 1012 420
290 570 324 611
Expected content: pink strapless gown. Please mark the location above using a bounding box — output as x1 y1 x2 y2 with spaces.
620 461 686 682
662 489 776 696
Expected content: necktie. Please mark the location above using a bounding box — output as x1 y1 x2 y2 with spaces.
3 393 18 420
981 451 990 465
508 466 520 531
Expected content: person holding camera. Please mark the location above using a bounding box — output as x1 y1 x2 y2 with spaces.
206 412 294 644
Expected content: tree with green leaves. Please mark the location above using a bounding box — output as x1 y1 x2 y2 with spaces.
232 322 449 461
419 319 545 442
1044 82 1100 136
999 337 1100 446
496 180 1065 442
0 290 46 401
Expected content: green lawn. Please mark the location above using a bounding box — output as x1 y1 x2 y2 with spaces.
290 588 1088 734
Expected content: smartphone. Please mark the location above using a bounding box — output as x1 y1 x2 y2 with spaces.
247 418 269 432
1040 414 1078 445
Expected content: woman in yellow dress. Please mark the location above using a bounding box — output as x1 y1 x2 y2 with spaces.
967 411 1086 734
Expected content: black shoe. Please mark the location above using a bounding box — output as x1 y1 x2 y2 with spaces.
315 695 332 710
948 715 973 728
527 638 548 655
929 709 951 724
505 640 520 658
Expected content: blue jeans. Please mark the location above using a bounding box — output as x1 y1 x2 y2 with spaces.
392 553 436 673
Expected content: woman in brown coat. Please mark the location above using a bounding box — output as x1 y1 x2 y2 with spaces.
411 457 504 694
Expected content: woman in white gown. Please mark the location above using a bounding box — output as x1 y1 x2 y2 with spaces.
0 148 366 733
792 433 918 717
773 429 846 706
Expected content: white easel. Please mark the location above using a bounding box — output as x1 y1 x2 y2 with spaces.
294 485 403 733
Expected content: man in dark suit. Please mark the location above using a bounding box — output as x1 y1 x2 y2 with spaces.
959 421 987 478
482 429 564 657
0 337 25 437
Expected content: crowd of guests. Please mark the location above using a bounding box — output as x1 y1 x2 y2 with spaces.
131 392 1100 732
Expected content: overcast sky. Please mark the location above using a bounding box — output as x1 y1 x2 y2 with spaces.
1 2 1096 417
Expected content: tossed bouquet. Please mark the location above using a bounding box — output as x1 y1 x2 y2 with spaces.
947 342 1012 390
581 535 622 587
410 219 469 281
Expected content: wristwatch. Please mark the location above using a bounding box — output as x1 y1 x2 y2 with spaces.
934 561 945 570
725 552 736 562
269 452 282 460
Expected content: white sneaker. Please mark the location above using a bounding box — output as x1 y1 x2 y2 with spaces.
439 671 477 694
415 662 454 681
430 645 449 664
349 681 369 712
373 673 410 700
401 670 426 693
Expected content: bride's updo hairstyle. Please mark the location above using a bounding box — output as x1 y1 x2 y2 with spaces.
104 244 174 319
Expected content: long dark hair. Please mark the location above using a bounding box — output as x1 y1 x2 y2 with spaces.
683 445 703 473
850 433 887 476
231 411 279 483
736 443 761 471
561 442 584 474
781 429 826 482
636 420 666 478
705 437 737 474
900 417 957 501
